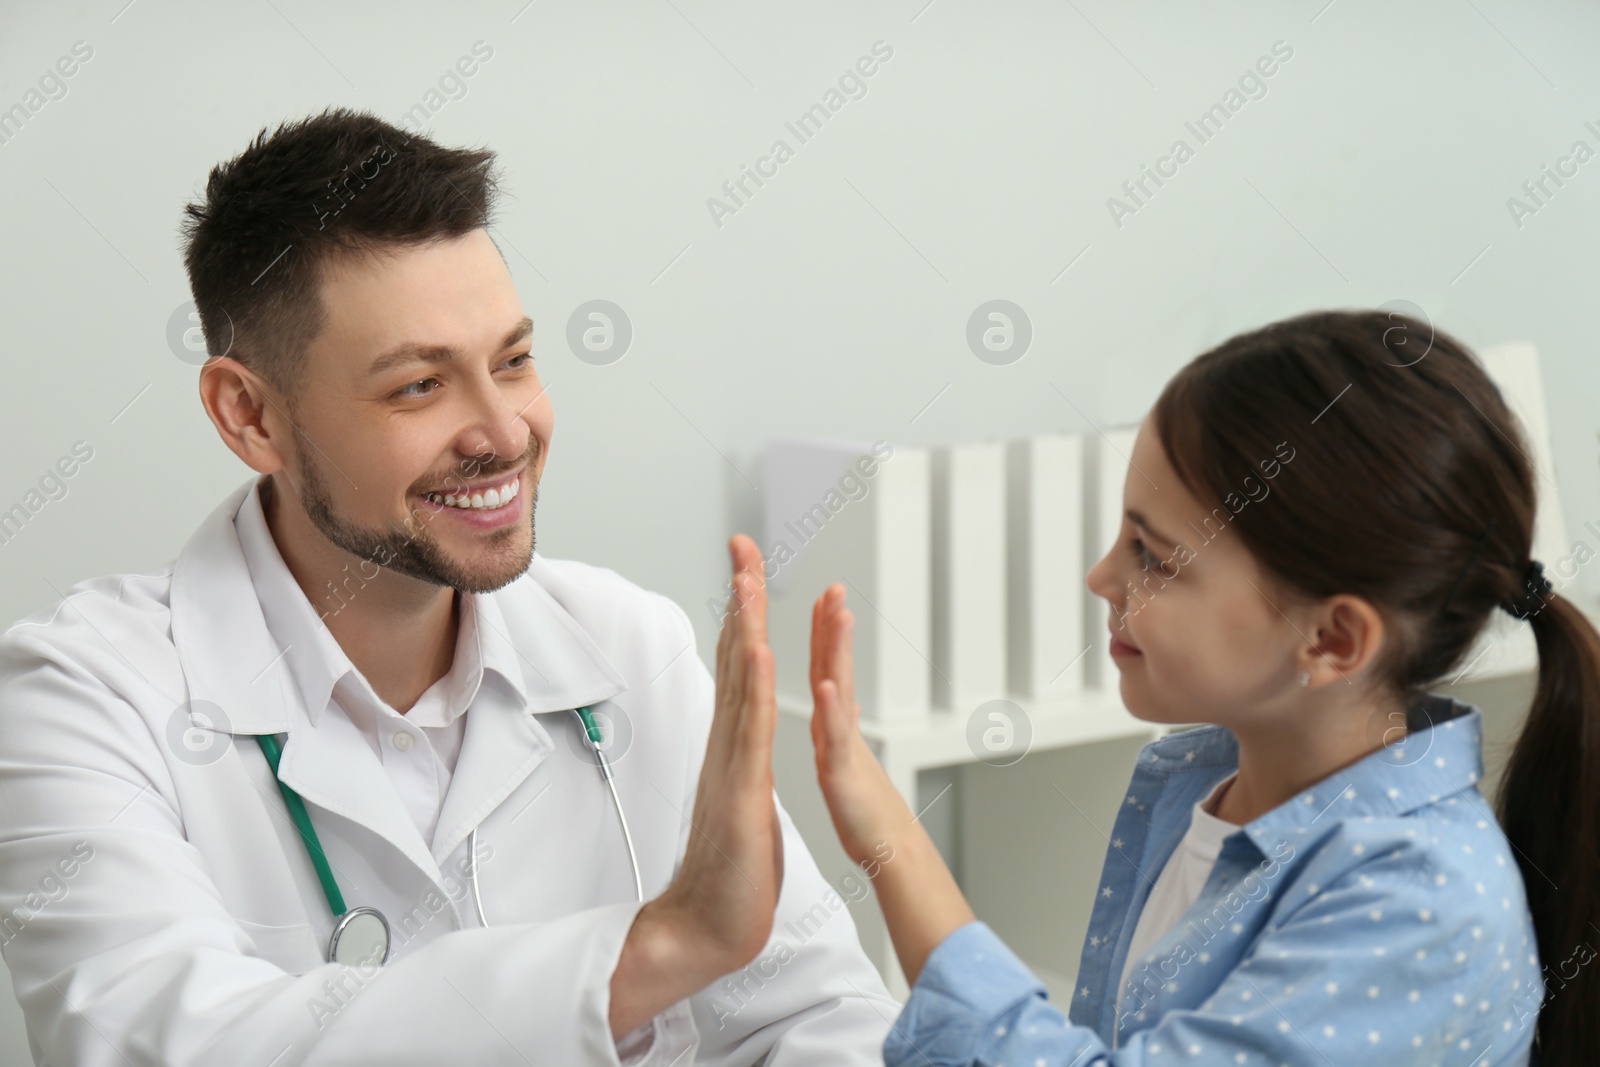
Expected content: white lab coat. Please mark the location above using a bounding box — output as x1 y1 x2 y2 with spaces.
0 479 898 1066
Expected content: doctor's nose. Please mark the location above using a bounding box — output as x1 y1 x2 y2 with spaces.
453 395 532 470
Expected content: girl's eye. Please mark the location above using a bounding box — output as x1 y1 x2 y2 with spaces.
1130 537 1158 570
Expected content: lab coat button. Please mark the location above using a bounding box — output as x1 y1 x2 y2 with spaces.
392 731 415 751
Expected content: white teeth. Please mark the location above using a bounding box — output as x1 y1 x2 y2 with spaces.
427 475 520 511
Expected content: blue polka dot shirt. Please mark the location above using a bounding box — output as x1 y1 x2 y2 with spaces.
885 695 1545 1066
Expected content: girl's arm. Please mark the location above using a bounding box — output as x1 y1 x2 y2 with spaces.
807 583 975 985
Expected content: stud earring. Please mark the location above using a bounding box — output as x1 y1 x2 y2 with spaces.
1296 671 1311 688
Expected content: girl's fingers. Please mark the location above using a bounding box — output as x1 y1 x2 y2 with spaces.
808 590 825 694
810 584 844 699
813 593 855 719
813 678 857 771
835 609 856 714
812 678 836 749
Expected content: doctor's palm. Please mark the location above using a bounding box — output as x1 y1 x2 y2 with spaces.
662 534 784 968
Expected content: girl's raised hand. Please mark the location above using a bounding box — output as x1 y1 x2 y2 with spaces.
808 583 914 866
808 582 977 986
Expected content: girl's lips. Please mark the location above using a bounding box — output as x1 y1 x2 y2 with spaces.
1109 619 1143 657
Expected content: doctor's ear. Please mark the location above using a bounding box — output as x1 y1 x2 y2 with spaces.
198 356 290 476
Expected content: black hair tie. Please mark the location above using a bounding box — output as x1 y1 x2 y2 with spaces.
1505 559 1554 621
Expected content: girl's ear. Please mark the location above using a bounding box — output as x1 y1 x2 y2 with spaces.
1301 594 1387 685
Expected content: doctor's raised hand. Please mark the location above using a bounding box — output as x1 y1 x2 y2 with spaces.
609 534 785 1035
809 583 976 986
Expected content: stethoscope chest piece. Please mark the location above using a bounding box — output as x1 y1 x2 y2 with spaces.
328 905 391 968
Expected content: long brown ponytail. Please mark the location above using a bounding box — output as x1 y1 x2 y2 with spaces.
1498 588 1600 1059
1149 309 1600 1061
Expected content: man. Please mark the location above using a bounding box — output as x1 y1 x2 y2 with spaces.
0 108 897 1064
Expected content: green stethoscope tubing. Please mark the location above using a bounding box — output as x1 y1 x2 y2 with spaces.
258 704 641 963
574 705 604 747
256 732 348 916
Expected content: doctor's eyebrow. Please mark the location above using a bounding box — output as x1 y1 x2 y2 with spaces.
365 316 533 378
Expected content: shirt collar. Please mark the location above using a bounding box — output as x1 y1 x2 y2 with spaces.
233 476 527 727
1137 693 1486 857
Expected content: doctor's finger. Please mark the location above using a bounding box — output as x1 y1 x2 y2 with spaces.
730 643 776 783
707 598 754 781
715 540 743 699
731 536 768 646
723 542 768 703
713 544 763 746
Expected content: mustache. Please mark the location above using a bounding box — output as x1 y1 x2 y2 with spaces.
411 439 539 494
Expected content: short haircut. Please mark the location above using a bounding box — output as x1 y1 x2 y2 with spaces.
178 106 500 395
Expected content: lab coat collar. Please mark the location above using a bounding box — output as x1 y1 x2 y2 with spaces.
171 477 631 877
1133 693 1486 860
229 479 528 731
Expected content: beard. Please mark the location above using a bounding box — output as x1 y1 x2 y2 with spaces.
293 441 538 594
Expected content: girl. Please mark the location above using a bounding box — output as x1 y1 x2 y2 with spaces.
807 310 1598 1065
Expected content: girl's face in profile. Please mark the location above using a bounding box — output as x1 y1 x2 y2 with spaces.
1085 418 1311 732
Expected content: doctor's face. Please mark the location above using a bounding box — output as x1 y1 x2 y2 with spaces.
280 229 551 594
1084 419 1306 731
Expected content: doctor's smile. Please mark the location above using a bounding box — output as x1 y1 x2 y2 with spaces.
418 470 522 515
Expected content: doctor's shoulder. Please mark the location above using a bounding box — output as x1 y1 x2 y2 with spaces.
0 566 184 699
0 566 186 789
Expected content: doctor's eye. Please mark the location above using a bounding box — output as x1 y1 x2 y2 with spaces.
500 351 534 371
395 377 441 400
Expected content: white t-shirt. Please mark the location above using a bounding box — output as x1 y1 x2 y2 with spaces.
1116 773 1239 1009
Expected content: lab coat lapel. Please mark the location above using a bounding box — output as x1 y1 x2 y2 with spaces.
171 480 295 737
170 480 434 888
429 570 630 864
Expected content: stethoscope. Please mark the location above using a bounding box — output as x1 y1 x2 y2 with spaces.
256 705 643 969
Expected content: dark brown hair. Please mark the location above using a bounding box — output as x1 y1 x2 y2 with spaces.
178 106 500 395
1151 308 1599 1061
